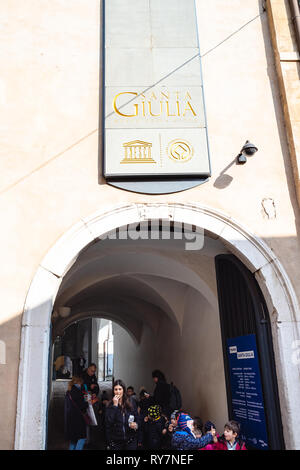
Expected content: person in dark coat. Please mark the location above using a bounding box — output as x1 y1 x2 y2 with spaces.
72 355 86 376
162 410 181 449
152 369 171 417
127 386 138 407
138 388 155 420
81 363 101 449
81 363 100 397
64 376 89 450
143 405 167 450
105 379 140 450
98 390 110 448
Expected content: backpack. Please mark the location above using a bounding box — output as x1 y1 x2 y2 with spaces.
169 382 182 411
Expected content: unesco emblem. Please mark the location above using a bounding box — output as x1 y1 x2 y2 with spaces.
167 139 194 163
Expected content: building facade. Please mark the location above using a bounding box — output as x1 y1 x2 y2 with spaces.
1 0 300 450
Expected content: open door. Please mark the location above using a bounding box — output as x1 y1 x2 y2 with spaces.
215 254 285 449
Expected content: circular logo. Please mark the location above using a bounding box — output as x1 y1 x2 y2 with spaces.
167 139 194 163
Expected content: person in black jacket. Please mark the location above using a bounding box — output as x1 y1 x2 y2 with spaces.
81 363 100 397
152 370 171 417
143 405 167 450
138 388 154 420
64 376 89 450
162 410 181 449
105 379 140 450
81 363 100 448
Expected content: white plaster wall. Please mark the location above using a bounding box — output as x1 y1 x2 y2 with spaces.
153 288 228 431
113 323 157 394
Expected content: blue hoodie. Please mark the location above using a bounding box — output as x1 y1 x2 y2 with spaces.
172 428 213 450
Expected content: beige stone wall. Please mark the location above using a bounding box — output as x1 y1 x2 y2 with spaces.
1 0 300 448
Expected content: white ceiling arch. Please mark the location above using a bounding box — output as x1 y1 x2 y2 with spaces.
55 250 218 314
54 309 143 345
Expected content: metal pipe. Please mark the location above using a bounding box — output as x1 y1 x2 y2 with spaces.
289 0 300 54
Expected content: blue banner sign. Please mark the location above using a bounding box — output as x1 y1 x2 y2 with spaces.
227 335 269 449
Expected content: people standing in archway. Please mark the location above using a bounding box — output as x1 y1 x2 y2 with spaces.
105 379 140 450
64 376 89 450
162 410 181 449
142 405 167 450
82 363 100 397
151 370 171 417
138 388 154 421
126 386 138 408
72 354 86 377
81 363 100 448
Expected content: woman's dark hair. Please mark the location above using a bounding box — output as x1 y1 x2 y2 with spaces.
111 379 132 411
152 369 166 382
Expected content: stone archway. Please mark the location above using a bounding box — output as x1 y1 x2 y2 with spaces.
14 203 300 449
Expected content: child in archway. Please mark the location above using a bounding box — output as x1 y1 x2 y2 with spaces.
200 421 219 450
193 417 203 438
214 420 247 450
143 405 167 450
171 413 216 450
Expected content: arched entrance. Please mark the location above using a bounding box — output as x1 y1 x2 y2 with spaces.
15 203 300 449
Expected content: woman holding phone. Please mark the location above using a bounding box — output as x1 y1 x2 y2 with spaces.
105 379 140 450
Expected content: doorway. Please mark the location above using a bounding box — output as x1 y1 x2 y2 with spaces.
46 225 283 449
16 203 298 449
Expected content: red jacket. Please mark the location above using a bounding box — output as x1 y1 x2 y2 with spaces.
214 435 247 450
200 433 220 450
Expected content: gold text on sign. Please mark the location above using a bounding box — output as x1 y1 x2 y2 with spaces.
113 91 197 118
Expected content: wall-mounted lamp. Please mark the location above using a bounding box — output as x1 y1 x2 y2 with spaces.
236 140 258 164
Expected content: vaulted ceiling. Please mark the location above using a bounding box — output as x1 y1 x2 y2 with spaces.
52 234 229 342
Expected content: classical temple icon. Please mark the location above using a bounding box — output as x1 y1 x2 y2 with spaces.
121 140 156 164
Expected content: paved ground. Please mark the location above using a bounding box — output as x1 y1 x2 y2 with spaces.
47 380 112 450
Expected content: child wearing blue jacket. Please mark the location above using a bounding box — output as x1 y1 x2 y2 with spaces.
171 413 216 450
